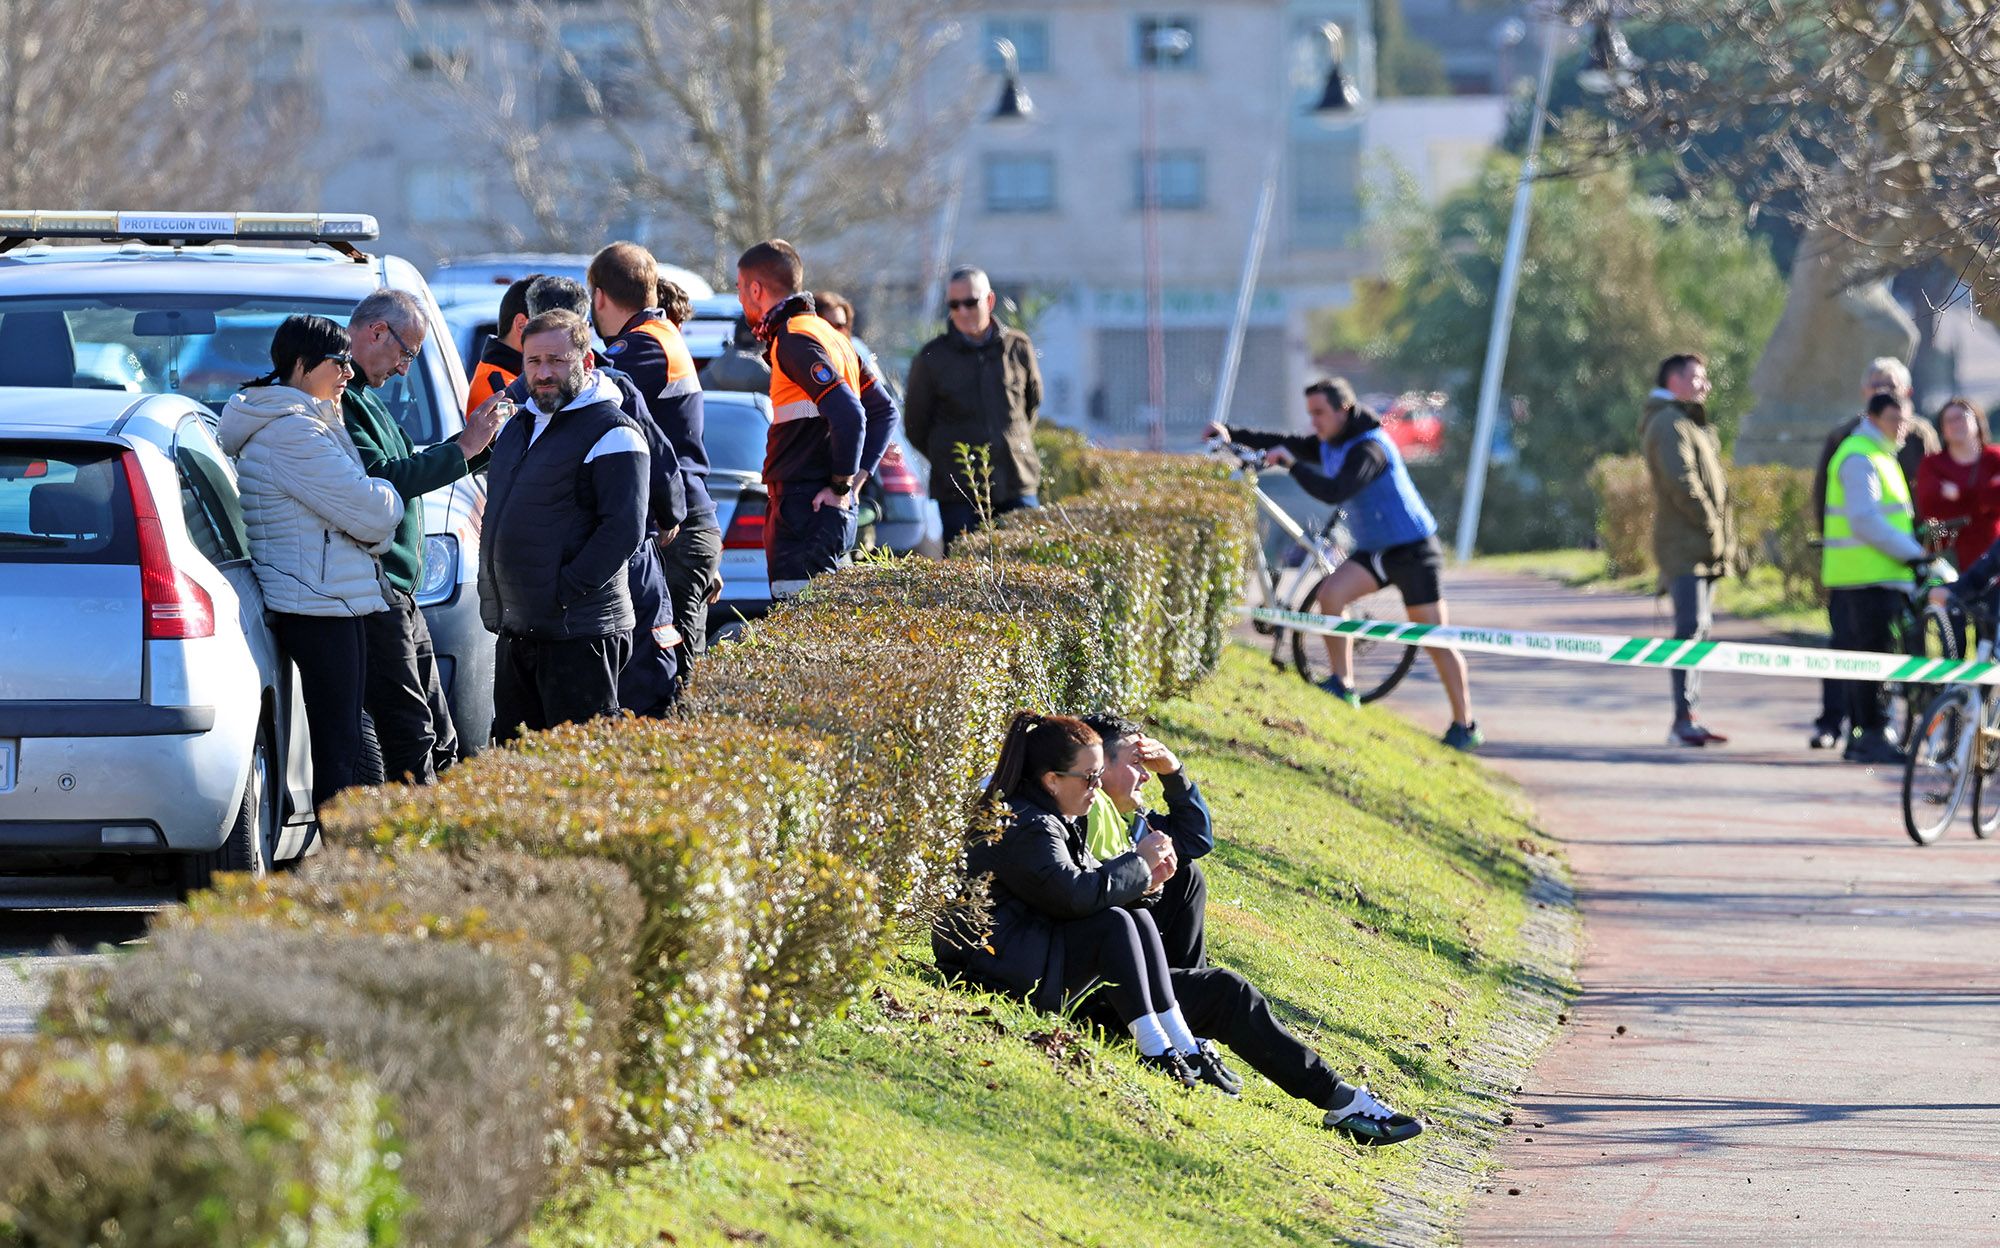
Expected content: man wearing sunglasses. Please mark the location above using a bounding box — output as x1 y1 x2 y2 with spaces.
904 265 1043 551
341 289 505 786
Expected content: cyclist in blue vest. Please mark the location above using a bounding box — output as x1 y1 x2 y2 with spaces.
1208 378 1480 750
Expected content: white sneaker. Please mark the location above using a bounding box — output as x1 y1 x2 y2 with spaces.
1323 1083 1424 1146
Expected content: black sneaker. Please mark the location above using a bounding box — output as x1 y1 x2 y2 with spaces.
1137 1051 1201 1089
1323 1084 1424 1147
1188 1040 1242 1097
1842 730 1902 766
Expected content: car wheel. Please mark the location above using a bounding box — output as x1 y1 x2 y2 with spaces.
179 718 276 895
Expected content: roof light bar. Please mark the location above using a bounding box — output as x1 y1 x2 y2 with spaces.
0 210 380 245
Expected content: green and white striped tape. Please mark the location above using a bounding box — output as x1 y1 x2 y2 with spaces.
1245 606 1999 685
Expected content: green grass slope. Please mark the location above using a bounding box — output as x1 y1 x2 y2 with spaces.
533 644 1564 1246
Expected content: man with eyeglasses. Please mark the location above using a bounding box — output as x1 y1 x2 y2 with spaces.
341 288 505 785
904 265 1043 551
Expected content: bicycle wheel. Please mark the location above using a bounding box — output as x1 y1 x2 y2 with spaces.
1890 601 1961 755
1971 691 2000 839
1289 570 1419 703
1903 687 1976 845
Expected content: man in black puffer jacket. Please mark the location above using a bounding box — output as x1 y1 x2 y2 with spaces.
479 310 650 741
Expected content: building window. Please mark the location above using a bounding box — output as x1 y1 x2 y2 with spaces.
548 27 648 121
1291 133 1363 247
1135 16 1198 69
407 39 471 77
407 165 483 225
984 152 1056 213
1135 151 1205 211
984 17 1050 73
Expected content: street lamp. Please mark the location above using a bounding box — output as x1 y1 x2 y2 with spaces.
1208 23 1364 435
991 37 1033 122
1454 15 1637 564
1576 15 1644 96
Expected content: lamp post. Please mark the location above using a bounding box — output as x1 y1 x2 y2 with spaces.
1451 20 1559 565
1208 22 1360 436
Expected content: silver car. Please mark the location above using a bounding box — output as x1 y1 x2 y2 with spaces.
701 390 774 637
0 389 316 889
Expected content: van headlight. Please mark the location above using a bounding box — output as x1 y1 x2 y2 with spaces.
417 534 459 605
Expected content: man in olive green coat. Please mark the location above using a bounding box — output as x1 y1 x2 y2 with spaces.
1641 352 1735 748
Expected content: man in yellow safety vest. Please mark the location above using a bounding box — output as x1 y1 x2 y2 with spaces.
1822 390 1931 765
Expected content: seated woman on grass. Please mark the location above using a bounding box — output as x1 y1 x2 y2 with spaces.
933 712 1423 1146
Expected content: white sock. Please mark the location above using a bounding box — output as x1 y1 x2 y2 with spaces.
1128 1013 1173 1057
1160 1006 1201 1055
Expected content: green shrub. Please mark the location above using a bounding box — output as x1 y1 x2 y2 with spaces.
51 912 574 1248
690 601 1039 929
0 1039 404 1247
1589 453 1653 577
323 717 858 1156
1032 424 1099 502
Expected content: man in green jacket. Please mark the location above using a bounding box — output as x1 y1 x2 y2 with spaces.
342 289 504 784
1640 352 1735 748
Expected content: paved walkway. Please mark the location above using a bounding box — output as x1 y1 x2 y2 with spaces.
1375 570 2000 1245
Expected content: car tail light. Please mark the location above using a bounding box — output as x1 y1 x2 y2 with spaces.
120 450 215 640
722 493 767 550
875 455 922 494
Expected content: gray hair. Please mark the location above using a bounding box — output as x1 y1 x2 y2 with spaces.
1864 356 1912 395
526 275 590 321
947 266 991 296
350 288 424 336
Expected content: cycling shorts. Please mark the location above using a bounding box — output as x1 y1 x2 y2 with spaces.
1358 535 1445 608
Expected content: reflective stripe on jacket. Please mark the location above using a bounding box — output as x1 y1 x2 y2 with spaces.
1823 432 1916 588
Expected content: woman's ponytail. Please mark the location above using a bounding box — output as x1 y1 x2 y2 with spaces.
982 711 1099 807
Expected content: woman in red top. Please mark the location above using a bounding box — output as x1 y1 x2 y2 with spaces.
1915 397 2000 569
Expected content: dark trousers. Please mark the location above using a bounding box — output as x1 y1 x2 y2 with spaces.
271 612 371 809
1059 906 1180 1025
361 589 458 786
1828 586 1903 733
938 493 1039 553
1816 679 1848 736
1172 966 1343 1107
618 542 680 719
766 483 857 598
658 513 723 660
1668 573 1714 721
491 632 631 744
1151 859 1208 970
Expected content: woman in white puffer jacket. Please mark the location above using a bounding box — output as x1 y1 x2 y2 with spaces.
219 315 404 810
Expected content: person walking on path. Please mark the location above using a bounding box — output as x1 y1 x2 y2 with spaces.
1808 357 1939 749
1914 397 2000 571
736 239 898 598
341 289 504 784
904 266 1043 550
1207 378 1481 752
478 310 650 741
589 243 722 690
219 315 403 811
1639 352 1734 748
1823 391 1932 765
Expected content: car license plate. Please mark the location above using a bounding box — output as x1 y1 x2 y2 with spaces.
0 741 13 793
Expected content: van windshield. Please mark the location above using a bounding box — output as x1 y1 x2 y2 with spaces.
0 295 444 446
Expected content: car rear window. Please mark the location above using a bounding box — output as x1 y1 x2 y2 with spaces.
0 294 447 446
0 442 135 564
702 399 770 476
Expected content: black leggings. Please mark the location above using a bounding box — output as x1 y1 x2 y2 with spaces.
1060 906 1179 1025
271 612 370 810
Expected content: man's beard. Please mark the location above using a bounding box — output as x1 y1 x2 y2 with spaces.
532 366 585 411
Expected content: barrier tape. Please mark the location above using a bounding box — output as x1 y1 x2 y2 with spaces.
1244 606 1998 686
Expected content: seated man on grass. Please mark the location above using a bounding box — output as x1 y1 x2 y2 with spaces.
1080 713 1213 970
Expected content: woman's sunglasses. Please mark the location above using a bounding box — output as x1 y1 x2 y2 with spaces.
1056 767 1105 787
317 352 355 371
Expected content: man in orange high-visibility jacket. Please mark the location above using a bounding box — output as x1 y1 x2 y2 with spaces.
590 242 721 679
466 276 534 415
735 239 898 597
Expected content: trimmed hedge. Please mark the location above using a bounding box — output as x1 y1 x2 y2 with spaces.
0 1040 404 1246
32 433 1258 1237
1590 451 1818 602
48 851 627 1248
